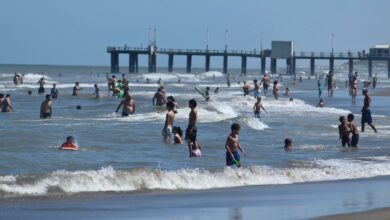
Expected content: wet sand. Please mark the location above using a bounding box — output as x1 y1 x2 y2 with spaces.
2 176 390 220
315 207 390 220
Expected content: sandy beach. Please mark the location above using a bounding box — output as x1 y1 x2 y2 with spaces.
1 176 390 220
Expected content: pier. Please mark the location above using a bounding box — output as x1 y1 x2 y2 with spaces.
107 46 390 78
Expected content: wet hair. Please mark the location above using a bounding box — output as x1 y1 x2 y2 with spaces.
166 101 175 110
254 79 258 83
289 98 293 102
231 123 241 131
189 99 197 108
94 84 98 87
46 94 51 99
284 138 292 146
257 97 262 101
206 87 210 90
75 82 79 86
28 91 32 95
339 116 346 123
274 80 278 85
53 83 56 87
0 93 3 98
76 105 81 110
167 96 175 102
6 94 10 97
66 136 74 142
347 113 354 122
173 126 183 137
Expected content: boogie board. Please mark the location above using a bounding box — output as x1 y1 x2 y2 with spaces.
194 87 209 100
60 143 78 150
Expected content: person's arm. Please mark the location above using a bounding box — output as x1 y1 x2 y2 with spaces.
238 143 246 157
115 101 123 113
338 126 342 139
225 136 234 159
261 104 267 113
131 100 136 114
49 102 52 115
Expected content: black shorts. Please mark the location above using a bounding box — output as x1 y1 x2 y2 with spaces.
38 87 45 94
185 125 197 140
351 134 359 147
42 112 51 119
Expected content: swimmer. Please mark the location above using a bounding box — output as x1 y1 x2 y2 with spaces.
316 98 325 107
115 94 136 116
260 74 270 96
361 89 377 132
317 80 322 98
152 87 167 106
185 99 198 141
1 94 15 112
76 105 82 110
37 77 45 94
28 90 32 96
72 82 82 96
253 97 267 118
172 126 183 144
347 113 359 148
273 80 279 100
225 123 246 167
50 83 59 99
204 87 210 101
351 75 358 104
60 136 78 150
284 138 292 151
283 87 290 96
94 84 101 98
253 79 260 98
242 81 250 96
40 94 52 119
338 116 351 147
162 101 176 143
214 87 220 94
188 130 201 157
226 74 231 87
167 96 179 113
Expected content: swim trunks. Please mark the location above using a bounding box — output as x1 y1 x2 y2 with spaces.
351 133 359 147
185 125 197 140
163 127 172 140
122 112 131 117
226 151 240 166
38 87 45 94
254 90 260 98
341 136 351 147
191 149 202 157
42 112 51 119
362 109 373 124
254 110 260 118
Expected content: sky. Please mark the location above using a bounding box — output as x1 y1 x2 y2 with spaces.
0 0 389 67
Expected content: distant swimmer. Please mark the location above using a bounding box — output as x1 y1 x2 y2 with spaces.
283 87 290 96
72 82 82 96
40 94 52 119
351 75 358 104
242 81 250 97
188 130 201 157
316 98 325 108
253 97 267 118
172 126 183 144
284 138 292 151
94 84 101 98
325 71 334 97
50 83 59 99
115 94 135 116
253 79 260 98
347 113 359 148
204 87 210 101
146 78 151 84
157 78 162 86
361 89 377 133
162 101 176 143
226 74 231 87
338 116 351 147
185 99 198 141
152 87 167 106
1 94 15 112
225 123 246 167
317 80 322 98
260 74 270 96
28 90 32 96
372 75 377 89
273 80 279 100
60 136 78 150
37 77 45 94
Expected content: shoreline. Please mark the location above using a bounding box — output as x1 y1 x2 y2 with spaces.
2 175 390 219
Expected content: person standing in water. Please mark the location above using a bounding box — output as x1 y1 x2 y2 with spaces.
225 123 246 167
226 74 231 87
325 71 334 97
1 94 15 112
253 97 267 118
338 116 351 147
348 113 359 148
361 89 377 132
317 80 322 98
50 83 59 99
152 87 167 106
115 94 135 116
94 84 101 98
185 99 198 141
72 82 82 96
40 94 52 119
260 74 270 96
273 80 279 100
253 79 260 99
162 101 176 143
242 81 250 97
351 76 358 104
37 77 45 95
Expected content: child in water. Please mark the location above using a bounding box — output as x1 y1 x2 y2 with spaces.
188 130 201 157
338 116 351 147
253 97 267 118
60 136 78 150
172 126 183 144
284 138 293 150
347 113 359 148
225 123 246 167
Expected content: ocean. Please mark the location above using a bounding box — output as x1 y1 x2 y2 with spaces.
1 64 390 219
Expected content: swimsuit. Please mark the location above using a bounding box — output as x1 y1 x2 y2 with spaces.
122 112 131 117
362 109 372 124
226 151 240 166
42 112 51 119
341 136 351 147
163 127 172 140
351 133 359 147
38 87 45 94
185 125 197 140
254 110 260 118
191 149 202 157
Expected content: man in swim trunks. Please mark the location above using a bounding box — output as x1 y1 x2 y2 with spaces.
351 76 358 104
253 79 260 98
361 89 377 132
50 83 59 99
260 74 270 96
338 116 351 147
185 99 198 141
37 77 45 94
325 71 334 97
115 94 136 116
253 97 267 118
273 80 279 100
225 123 246 167
1 94 15 112
94 84 101 98
40 94 52 119
242 81 250 97
153 87 167 106
348 113 359 147
162 101 176 143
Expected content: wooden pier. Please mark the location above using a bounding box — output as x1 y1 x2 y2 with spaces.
107 46 390 78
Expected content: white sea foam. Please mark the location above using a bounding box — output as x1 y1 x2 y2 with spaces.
242 117 269 130
2 157 390 197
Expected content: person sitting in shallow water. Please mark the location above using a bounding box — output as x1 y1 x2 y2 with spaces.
172 126 183 144
284 138 292 151
316 98 325 108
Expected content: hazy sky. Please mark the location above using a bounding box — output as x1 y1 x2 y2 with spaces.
0 0 389 67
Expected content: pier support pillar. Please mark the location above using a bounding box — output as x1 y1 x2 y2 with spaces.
310 58 315 76
135 54 139 73
186 55 192 73
148 53 156 73
223 55 228 74
205 55 210 72
241 56 247 74
271 58 277 75
110 52 119 73
349 59 353 74
261 57 266 74
291 57 296 76
129 53 137 73
388 59 390 79
168 54 174 72
329 57 334 73
368 58 373 78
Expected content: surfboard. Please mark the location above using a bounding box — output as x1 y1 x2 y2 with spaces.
194 87 209 100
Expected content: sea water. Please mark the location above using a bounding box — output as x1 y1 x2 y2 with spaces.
1 65 390 197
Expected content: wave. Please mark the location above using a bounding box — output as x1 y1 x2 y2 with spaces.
2 156 390 197
242 117 269 130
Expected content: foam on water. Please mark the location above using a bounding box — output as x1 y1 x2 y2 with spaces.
242 117 269 130
2 156 390 197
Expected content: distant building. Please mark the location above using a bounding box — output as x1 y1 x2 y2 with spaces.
369 45 390 57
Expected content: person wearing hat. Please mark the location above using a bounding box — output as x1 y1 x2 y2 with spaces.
40 94 52 119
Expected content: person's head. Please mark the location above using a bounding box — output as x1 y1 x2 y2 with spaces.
319 98 323 103
206 87 210 91
254 79 258 83
173 126 183 137
6 94 11 98
122 73 125 77
52 83 56 88
112 75 116 78
76 105 82 110
274 80 278 85
167 96 175 102
264 74 267 77
66 136 74 144
243 81 246 84
289 98 294 102
347 113 354 122
75 82 79 86
94 84 98 88
257 97 262 102
231 123 241 134
286 87 289 91
339 116 346 123
189 99 197 108
284 138 292 148
28 90 32 95
126 93 132 100
362 89 368 95
166 101 174 110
